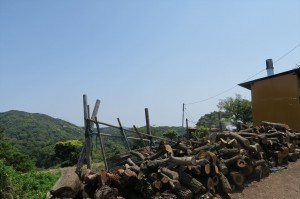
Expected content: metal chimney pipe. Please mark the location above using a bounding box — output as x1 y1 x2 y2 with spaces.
266 59 274 76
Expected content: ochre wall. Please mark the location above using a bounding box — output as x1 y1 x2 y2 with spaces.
251 72 300 131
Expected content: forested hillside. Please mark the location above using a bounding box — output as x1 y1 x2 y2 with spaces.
0 110 84 167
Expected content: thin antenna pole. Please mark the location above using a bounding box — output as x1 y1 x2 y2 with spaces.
181 103 185 135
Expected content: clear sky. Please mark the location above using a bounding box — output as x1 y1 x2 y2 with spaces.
1 1 299 128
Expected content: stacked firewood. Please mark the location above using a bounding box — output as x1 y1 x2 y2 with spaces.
48 121 300 199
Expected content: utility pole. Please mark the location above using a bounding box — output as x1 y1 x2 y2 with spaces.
181 103 185 135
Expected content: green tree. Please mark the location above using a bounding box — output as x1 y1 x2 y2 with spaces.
163 129 178 141
0 129 35 172
217 94 252 124
196 111 231 128
54 139 82 167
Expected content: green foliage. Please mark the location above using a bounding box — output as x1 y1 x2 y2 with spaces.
196 111 219 128
0 160 59 199
54 140 82 167
0 110 84 168
0 129 35 172
217 94 252 124
163 129 179 141
191 126 210 140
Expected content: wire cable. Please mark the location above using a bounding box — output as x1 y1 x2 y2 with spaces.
185 42 300 105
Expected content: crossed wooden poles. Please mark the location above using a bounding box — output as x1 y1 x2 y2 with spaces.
76 94 175 174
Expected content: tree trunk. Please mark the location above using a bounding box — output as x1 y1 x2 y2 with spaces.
178 170 206 194
229 171 245 186
219 172 232 193
50 170 81 198
94 185 119 199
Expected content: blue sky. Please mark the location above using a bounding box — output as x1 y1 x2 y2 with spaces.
1 1 299 128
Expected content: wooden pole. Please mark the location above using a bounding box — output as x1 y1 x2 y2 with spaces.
83 95 92 170
218 111 222 132
186 118 189 139
145 108 153 147
90 99 100 128
86 118 176 143
95 117 108 170
117 118 131 151
133 125 147 147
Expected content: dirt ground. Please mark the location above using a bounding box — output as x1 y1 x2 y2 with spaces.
228 160 300 199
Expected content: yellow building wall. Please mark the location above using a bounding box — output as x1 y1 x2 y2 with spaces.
251 72 300 131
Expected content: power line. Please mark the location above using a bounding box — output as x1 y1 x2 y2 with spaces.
273 43 300 63
185 41 300 106
184 108 197 124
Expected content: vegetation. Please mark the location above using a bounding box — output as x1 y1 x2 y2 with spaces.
195 94 252 135
0 128 35 172
196 111 231 128
162 129 179 141
54 140 82 167
217 94 252 124
0 110 84 168
0 160 59 199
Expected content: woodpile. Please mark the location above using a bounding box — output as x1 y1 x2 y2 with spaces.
48 121 300 199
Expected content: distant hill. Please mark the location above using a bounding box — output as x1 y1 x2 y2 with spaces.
0 110 84 167
0 110 182 167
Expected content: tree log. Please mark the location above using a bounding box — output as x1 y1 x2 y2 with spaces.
222 154 242 167
152 180 163 190
168 155 196 166
94 185 118 199
50 170 81 198
236 159 247 169
172 186 193 199
288 153 298 162
217 161 228 175
252 165 262 181
159 167 179 180
261 121 289 131
148 144 173 160
239 165 253 176
217 133 250 147
229 171 245 186
130 150 145 161
178 170 206 194
218 148 240 158
219 172 232 193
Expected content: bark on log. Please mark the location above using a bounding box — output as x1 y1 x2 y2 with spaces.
252 165 262 181
94 185 119 199
195 159 210 166
217 161 228 175
152 180 163 190
217 133 250 147
120 169 138 188
239 165 253 176
168 155 196 166
288 153 298 162
198 151 217 166
130 150 145 161
172 186 193 199
218 148 240 158
148 144 173 160
229 171 245 186
159 167 179 180
261 121 289 131
178 170 206 194
222 154 242 167
50 170 81 198
107 173 122 190
219 172 232 193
